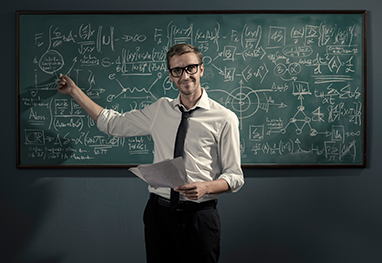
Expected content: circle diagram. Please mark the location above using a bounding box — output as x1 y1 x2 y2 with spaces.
224 85 260 119
39 50 64 74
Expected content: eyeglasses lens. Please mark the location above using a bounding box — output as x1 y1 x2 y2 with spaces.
171 64 199 77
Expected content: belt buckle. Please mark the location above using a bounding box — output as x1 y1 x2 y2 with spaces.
176 201 184 212
176 200 189 212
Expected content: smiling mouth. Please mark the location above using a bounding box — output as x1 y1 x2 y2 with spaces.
180 79 195 85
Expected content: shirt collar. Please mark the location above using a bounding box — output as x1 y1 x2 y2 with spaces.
173 88 210 111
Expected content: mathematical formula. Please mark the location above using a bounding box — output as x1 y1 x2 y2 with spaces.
18 12 365 166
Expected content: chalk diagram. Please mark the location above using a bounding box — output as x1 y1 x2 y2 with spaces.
281 81 317 136
208 80 287 130
106 74 161 102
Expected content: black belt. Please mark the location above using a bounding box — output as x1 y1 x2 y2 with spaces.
150 193 217 212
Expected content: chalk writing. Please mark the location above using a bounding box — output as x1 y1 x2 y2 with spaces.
18 12 365 166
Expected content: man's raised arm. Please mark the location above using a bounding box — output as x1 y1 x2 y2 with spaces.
57 75 104 121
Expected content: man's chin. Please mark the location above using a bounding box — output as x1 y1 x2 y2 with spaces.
180 90 193 96
179 85 193 93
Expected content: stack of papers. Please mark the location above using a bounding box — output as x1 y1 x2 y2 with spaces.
129 157 187 188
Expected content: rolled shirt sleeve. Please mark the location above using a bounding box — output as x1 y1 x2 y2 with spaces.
217 111 244 193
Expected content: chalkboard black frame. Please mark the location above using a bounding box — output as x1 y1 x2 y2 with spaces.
17 10 367 168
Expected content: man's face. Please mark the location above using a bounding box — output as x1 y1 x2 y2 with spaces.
168 52 204 97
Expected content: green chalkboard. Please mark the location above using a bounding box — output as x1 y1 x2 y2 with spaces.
17 11 367 167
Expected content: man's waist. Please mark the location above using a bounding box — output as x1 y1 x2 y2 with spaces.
150 193 217 212
148 186 220 202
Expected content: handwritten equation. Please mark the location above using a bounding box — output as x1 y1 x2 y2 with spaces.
18 12 366 166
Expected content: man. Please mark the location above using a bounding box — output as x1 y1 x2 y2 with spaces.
57 43 244 263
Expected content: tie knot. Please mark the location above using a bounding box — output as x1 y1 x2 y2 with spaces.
182 111 192 119
179 106 197 119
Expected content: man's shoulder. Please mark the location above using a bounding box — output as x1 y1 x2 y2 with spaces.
155 97 173 103
206 96 238 122
149 97 175 108
207 96 234 114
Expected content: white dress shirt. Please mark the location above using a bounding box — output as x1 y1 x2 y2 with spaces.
97 89 244 202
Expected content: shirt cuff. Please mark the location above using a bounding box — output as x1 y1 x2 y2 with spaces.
218 173 244 193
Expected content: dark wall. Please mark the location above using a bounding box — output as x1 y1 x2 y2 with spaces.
1 1 381 263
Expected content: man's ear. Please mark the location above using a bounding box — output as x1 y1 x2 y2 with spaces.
199 64 204 77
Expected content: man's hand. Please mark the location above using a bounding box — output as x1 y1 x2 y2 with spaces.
174 182 208 200
174 179 230 200
57 74 77 95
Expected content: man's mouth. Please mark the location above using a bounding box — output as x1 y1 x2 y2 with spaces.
180 79 195 85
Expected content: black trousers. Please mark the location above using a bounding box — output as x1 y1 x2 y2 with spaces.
143 195 221 263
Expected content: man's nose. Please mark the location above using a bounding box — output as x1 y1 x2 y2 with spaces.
180 69 191 79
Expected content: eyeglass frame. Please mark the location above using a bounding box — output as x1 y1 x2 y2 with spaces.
169 63 203 78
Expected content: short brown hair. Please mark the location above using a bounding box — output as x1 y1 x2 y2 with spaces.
166 44 203 69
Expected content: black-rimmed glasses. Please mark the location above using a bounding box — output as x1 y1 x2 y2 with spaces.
169 63 202 78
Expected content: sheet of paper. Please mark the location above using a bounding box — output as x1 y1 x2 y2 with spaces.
129 157 187 188
128 167 147 183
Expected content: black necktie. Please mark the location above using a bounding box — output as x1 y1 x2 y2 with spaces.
170 106 198 210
